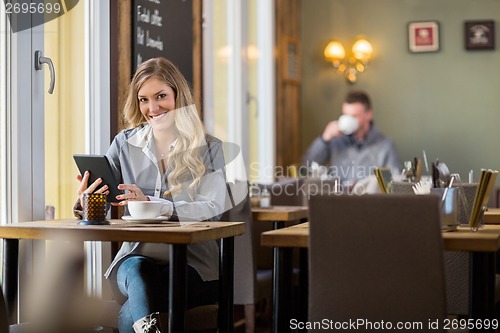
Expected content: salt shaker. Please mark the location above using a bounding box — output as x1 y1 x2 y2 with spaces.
260 188 271 208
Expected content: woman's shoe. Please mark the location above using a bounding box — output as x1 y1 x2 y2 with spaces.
132 312 168 333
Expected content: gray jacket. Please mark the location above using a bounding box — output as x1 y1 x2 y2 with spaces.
303 124 400 183
104 125 226 282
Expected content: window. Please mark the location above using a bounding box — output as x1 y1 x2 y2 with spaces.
1 0 111 305
203 0 275 183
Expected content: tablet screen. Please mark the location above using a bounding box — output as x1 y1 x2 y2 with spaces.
73 154 123 203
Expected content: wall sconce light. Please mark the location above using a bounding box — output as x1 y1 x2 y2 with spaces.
324 37 373 83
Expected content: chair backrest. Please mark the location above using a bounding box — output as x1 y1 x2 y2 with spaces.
268 177 348 206
222 181 257 305
308 194 446 332
269 178 305 206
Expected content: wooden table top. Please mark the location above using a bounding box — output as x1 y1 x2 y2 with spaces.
484 208 500 224
252 205 308 222
0 219 245 244
261 222 500 252
261 222 310 248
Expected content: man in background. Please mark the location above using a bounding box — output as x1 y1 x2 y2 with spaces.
303 91 400 187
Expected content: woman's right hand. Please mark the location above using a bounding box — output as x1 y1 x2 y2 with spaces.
76 171 110 205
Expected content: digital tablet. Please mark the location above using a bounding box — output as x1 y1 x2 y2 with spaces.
73 154 123 203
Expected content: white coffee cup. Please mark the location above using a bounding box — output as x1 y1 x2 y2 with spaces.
128 201 171 219
338 114 359 135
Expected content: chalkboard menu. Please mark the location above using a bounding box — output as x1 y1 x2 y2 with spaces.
133 0 194 85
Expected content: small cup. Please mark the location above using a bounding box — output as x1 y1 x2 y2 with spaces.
80 193 109 225
431 187 459 229
128 201 171 219
453 182 478 227
338 114 359 135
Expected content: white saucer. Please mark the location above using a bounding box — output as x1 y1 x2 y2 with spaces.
121 215 170 223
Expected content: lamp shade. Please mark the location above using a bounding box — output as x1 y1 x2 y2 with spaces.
324 36 373 83
352 38 373 61
324 41 345 61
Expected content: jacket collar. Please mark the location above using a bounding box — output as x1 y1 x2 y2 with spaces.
126 124 153 149
126 124 179 156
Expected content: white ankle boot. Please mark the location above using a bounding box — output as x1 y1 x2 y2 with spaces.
132 312 168 333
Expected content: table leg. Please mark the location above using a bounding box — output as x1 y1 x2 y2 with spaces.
273 221 284 230
2 239 18 323
272 246 293 333
271 220 291 333
169 244 187 333
469 252 496 332
298 248 308 332
219 236 235 333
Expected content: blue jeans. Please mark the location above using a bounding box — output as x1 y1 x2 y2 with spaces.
115 255 218 333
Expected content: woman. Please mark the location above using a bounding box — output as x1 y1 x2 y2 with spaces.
76 57 226 333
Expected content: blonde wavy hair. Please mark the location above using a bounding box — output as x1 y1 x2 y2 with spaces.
123 57 206 197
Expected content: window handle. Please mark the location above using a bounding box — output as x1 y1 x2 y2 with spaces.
34 51 56 94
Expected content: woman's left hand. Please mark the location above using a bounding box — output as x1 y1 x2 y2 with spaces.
112 184 149 206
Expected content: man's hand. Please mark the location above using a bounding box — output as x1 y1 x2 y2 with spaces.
322 120 342 141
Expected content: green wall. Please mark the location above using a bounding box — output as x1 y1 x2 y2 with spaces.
301 0 500 181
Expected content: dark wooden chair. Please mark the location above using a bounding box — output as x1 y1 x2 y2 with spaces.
308 194 447 332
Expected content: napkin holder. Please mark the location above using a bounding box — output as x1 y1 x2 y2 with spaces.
390 181 416 194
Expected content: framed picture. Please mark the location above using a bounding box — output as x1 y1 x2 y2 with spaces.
408 21 440 53
465 20 495 50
